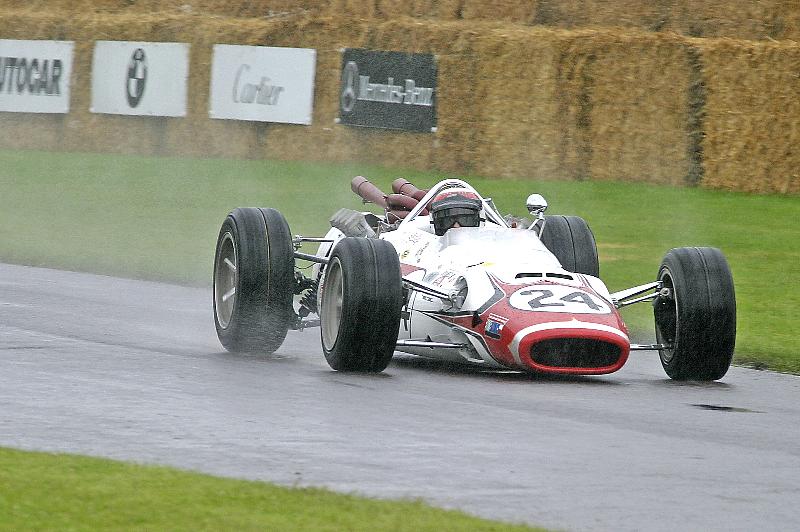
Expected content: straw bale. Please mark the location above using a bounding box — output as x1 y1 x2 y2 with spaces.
470 0 668 30
667 1 786 40
697 38 800 194
462 27 564 179
5 0 800 40
580 31 690 185
460 0 535 23
0 1 324 17
461 27 691 184
317 1 462 22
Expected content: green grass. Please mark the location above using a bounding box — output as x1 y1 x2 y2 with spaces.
1 149 799 372
0 447 541 531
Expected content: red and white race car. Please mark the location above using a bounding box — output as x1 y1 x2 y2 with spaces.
213 177 736 381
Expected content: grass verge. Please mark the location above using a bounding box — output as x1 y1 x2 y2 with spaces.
0 447 541 531
1 149 798 372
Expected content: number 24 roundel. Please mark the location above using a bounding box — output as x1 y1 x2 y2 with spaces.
508 285 611 314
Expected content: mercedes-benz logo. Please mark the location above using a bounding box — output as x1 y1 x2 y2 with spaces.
340 61 358 114
126 48 147 108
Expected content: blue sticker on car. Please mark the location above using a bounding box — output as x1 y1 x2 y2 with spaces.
485 319 504 339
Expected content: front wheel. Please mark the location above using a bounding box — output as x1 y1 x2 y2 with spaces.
539 215 599 277
654 247 736 380
213 207 295 353
319 237 403 372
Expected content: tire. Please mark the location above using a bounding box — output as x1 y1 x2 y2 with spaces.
319 237 403 372
213 207 295 353
539 215 600 277
654 247 736 381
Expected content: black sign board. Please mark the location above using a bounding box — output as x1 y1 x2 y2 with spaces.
338 49 437 133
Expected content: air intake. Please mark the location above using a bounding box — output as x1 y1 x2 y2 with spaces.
530 338 621 369
515 272 574 280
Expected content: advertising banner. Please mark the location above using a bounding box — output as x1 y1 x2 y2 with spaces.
338 49 437 132
91 41 189 117
209 45 316 125
0 39 74 113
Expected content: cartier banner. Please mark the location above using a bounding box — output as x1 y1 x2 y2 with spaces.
338 49 436 132
209 45 316 124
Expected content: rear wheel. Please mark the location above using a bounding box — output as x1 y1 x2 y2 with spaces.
540 215 599 277
654 247 736 380
213 208 295 353
319 237 403 372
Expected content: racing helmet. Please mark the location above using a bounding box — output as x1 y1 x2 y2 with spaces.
429 189 482 236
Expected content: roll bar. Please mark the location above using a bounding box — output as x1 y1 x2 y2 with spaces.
397 179 509 228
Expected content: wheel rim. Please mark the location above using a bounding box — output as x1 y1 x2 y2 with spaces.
214 232 237 329
656 269 678 363
321 257 344 351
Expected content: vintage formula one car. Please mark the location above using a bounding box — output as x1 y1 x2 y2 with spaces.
213 177 736 381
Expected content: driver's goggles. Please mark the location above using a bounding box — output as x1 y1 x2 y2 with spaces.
433 207 481 230
441 213 480 229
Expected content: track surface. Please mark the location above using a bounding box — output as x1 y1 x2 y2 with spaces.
1 263 799 531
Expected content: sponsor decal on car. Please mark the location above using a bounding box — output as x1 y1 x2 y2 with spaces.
484 314 509 339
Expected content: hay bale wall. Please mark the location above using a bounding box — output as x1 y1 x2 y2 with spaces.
2 4 800 194
7 1 800 40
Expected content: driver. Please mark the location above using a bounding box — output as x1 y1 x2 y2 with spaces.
429 190 483 236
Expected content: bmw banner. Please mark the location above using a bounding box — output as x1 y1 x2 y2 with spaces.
90 41 189 117
0 39 74 114
338 49 437 133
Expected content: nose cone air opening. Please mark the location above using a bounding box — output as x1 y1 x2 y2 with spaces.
510 324 630 375
530 337 622 369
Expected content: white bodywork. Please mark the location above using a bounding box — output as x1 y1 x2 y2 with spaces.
315 180 621 369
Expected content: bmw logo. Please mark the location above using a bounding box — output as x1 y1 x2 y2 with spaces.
126 48 147 108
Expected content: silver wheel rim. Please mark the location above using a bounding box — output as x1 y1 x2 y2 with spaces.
657 269 678 363
321 257 344 350
214 232 237 329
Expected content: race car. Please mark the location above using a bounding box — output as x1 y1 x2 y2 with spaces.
213 177 736 381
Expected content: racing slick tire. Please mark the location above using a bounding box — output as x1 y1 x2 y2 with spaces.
213 207 295 353
540 215 600 277
654 247 736 381
319 237 403 372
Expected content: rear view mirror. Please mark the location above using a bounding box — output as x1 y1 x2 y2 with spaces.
526 194 548 216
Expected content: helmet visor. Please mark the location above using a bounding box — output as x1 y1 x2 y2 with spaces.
432 207 481 235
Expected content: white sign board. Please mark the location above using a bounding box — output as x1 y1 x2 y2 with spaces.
91 41 189 117
209 45 316 124
0 39 74 113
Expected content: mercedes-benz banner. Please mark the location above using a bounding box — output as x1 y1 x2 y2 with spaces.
209 44 316 125
91 41 189 117
338 49 437 132
0 39 74 113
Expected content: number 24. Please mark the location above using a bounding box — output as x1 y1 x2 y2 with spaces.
520 289 602 311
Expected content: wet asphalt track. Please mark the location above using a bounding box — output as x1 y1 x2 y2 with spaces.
1 262 799 532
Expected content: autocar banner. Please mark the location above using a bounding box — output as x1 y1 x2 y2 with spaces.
0 39 74 114
209 45 316 125
91 41 189 117
338 49 437 133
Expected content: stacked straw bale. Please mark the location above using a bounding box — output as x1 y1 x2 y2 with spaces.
2 3 800 193
10 0 800 40
697 39 800 194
